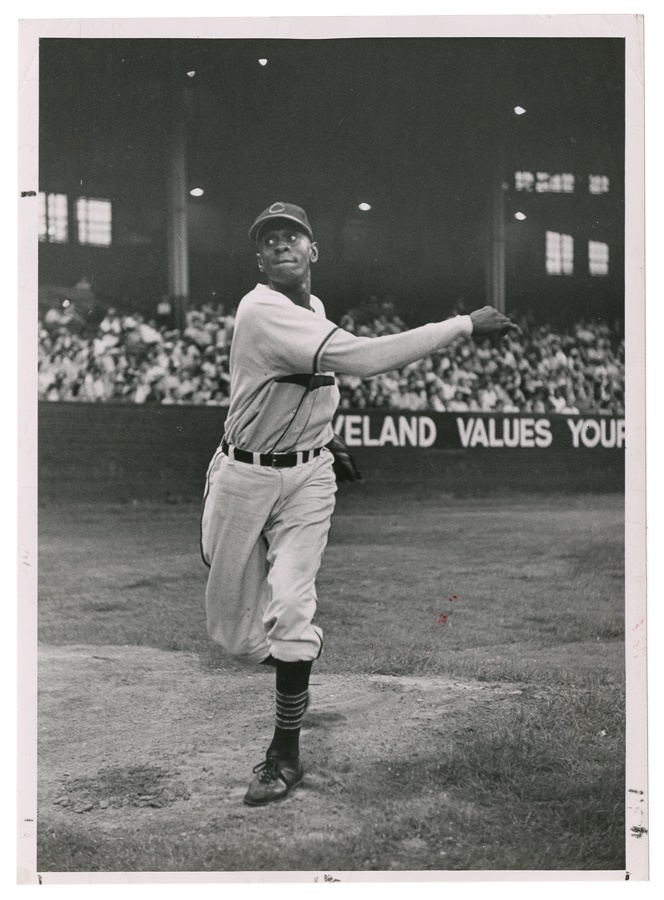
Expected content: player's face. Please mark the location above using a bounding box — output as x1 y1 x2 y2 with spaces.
256 221 318 286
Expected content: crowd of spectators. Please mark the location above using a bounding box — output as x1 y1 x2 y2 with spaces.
336 298 624 415
38 297 625 415
39 303 235 406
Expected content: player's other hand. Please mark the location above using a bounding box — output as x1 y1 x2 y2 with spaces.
469 306 520 336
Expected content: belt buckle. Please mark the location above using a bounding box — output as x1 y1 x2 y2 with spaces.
270 455 279 469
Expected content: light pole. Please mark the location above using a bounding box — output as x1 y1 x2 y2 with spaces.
166 61 194 332
488 162 507 314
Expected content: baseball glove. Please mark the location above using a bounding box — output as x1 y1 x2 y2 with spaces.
326 433 364 483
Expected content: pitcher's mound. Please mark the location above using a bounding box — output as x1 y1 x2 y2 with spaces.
37 644 518 871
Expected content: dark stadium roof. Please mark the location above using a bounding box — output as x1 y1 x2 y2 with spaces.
39 37 624 225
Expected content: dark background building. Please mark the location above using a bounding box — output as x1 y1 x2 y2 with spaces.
38 37 624 328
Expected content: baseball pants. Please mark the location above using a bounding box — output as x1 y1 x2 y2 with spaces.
201 447 337 664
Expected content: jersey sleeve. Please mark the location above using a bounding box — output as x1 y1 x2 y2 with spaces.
318 316 473 377
240 291 340 374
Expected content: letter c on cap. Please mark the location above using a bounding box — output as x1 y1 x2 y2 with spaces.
269 202 285 213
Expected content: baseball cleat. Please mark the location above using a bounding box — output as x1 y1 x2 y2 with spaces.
243 754 304 806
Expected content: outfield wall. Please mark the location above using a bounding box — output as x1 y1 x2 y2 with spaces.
38 403 625 502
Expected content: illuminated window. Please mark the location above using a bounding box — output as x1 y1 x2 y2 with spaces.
560 173 575 193
38 192 68 243
516 172 574 193
76 197 112 246
546 231 574 275
589 175 610 195
589 241 609 276
536 172 575 193
515 171 535 192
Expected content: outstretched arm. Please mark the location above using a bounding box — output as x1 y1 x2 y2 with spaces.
319 307 517 378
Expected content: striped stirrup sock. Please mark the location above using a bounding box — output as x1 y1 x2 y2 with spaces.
276 688 309 731
268 688 309 759
268 659 312 760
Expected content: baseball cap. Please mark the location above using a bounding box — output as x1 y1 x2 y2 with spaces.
248 201 313 243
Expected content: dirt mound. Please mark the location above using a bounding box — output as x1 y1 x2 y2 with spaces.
37 644 521 873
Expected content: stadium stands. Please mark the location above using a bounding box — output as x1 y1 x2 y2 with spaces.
38 299 624 416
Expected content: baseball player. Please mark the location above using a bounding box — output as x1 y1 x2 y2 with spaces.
200 201 516 806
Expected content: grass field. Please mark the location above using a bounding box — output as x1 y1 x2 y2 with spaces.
36 487 625 874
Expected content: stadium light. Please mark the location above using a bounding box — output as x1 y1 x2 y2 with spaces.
190 188 205 197
514 106 527 115
514 211 527 220
258 59 268 66
358 202 372 211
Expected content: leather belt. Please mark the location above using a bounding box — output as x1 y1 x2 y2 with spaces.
222 439 323 468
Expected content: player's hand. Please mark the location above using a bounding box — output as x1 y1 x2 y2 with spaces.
469 306 520 337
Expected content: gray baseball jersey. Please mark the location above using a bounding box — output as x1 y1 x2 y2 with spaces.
223 283 340 454
222 281 473 454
